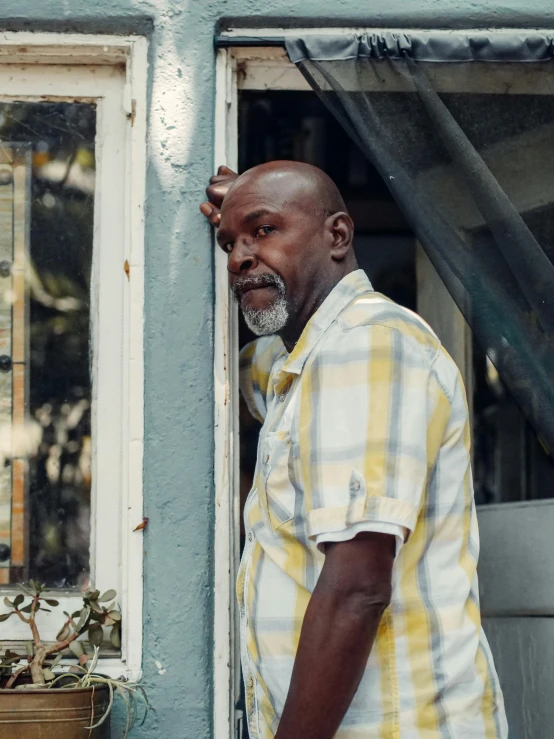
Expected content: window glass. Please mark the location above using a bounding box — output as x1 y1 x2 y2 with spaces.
0 102 95 588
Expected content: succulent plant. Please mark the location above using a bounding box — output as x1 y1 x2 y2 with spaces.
0 580 121 687
0 581 147 735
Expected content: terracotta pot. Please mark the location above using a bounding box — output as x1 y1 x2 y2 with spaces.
0 681 111 738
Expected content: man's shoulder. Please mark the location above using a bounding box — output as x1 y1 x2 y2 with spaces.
240 334 285 365
336 292 441 355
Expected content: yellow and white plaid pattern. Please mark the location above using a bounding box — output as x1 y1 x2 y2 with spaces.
238 270 507 739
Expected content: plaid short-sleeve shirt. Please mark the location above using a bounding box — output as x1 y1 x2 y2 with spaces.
238 270 507 739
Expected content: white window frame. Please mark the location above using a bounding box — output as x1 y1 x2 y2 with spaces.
0 33 147 681
213 26 552 738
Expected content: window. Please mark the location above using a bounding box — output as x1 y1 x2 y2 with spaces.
0 35 147 680
214 32 554 739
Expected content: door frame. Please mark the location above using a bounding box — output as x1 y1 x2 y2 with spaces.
212 29 553 737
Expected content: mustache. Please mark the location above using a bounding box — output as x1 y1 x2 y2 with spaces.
231 274 285 301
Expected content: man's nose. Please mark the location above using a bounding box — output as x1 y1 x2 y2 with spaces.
228 240 258 274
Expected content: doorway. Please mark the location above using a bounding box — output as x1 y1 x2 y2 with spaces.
234 85 554 737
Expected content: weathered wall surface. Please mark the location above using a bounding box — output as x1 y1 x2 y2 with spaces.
0 1 551 737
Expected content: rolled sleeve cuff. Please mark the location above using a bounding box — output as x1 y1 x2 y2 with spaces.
308 496 418 541
315 520 407 555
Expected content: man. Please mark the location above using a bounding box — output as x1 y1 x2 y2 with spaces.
200 162 507 739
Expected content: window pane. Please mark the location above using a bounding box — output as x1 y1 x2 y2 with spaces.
0 102 95 588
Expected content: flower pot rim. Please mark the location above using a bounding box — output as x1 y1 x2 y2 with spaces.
0 677 111 694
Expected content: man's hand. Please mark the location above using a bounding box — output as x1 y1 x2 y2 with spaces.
199 165 238 227
274 532 395 739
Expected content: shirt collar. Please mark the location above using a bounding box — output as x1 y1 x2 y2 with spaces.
274 270 373 387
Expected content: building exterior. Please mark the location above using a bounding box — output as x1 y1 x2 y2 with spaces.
0 2 551 738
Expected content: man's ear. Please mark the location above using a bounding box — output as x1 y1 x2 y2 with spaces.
326 212 354 261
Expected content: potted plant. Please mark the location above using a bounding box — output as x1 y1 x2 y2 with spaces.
0 581 147 738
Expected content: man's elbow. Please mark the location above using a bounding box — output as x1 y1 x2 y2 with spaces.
341 583 392 620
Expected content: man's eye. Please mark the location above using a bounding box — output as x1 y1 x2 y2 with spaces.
256 225 275 237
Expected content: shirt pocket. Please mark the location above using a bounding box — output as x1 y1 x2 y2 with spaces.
260 431 296 531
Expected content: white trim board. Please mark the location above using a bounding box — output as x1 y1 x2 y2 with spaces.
213 48 241 739
234 47 554 94
0 34 148 682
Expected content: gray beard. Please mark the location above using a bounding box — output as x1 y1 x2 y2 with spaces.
243 296 289 336
234 274 289 337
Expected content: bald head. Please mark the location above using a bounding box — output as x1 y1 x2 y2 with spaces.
216 160 357 348
224 160 347 221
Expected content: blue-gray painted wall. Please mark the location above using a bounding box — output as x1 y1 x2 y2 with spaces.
0 1 550 737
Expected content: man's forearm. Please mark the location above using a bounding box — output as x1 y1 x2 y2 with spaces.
274 583 388 739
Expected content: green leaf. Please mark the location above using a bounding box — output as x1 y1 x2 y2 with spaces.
3 597 13 609
29 579 36 591
110 624 121 649
42 668 56 682
76 607 90 632
108 610 122 622
89 601 104 614
71 610 81 619
1 650 21 665
50 652 63 669
0 612 12 622
20 604 33 614
99 589 116 603
88 623 104 648
68 640 84 657
13 594 24 608
45 599 59 607
56 624 71 642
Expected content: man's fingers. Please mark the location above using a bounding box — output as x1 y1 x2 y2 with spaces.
199 202 222 227
217 165 236 177
201 166 237 225
209 174 231 185
206 182 231 208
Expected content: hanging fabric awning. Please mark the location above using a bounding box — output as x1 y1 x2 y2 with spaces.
283 31 554 452
286 31 554 63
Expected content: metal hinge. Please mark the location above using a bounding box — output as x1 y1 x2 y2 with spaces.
235 708 244 739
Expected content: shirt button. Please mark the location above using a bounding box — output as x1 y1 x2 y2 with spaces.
248 532 253 542
247 677 254 690
279 393 287 402
353 480 361 491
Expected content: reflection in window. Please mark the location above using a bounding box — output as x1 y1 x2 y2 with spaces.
0 102 95 588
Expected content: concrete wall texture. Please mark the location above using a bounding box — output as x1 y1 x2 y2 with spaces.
0 1 551 737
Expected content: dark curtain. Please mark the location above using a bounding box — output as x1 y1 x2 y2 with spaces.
286 32 554 453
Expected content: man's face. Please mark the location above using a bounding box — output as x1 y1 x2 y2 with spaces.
217 173 329 336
